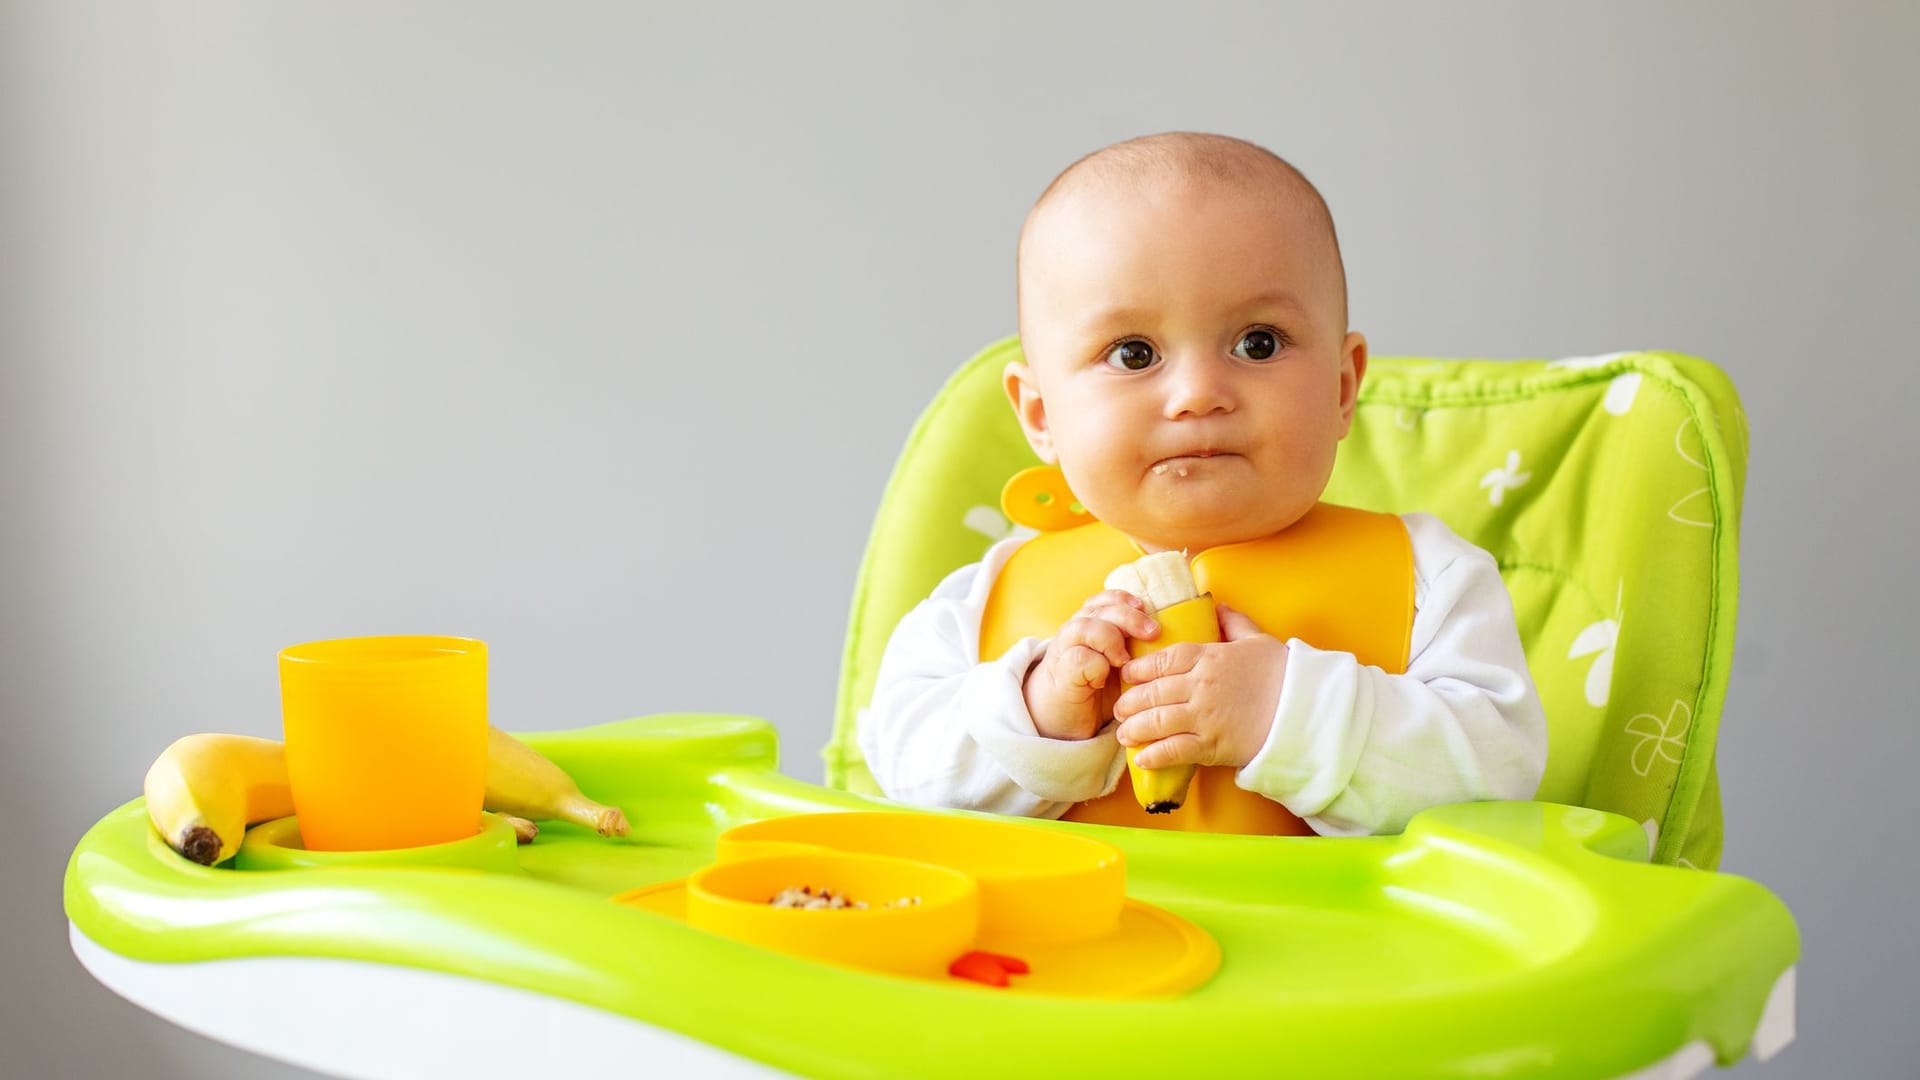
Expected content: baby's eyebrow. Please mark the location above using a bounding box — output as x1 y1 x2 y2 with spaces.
1071 304 1154 339
1074 292 1311 338
1230 290 1309 317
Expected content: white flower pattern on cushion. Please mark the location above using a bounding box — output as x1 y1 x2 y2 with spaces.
1667 418 1715 528
1569 583 1623 708
1547 352 1633 370
1604 372 1642 415
962 505 1013 542
1569 622 1617 706
962 505 1036 551
1642 818 1701 869
1627 699 1691 777
1479 450 1532 507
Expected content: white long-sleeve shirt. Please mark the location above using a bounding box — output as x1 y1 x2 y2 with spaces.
856 512 1547 836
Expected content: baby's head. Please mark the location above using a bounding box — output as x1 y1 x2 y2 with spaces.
1006 132 1366 553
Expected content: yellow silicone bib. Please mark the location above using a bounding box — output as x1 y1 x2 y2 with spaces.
981 467 1415 835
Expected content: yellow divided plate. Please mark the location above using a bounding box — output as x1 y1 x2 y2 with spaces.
613 811 1219 998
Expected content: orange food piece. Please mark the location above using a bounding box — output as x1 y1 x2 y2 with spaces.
947 949 1031 987
976 950 1029 975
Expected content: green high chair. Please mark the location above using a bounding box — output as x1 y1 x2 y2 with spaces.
831 338 1742 870
65 340 1797 1079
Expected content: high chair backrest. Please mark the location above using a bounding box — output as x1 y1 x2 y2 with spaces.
827 338 1747 868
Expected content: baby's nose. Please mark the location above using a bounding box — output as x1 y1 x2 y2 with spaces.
1162 355 1236 418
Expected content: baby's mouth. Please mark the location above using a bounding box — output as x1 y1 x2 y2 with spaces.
1150 450 1238 477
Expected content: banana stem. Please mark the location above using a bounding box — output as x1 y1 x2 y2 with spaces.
178 825 223 866
556 794 629 838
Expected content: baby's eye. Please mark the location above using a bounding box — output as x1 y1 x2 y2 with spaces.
1232 328 1285 362
1103 340 1158 371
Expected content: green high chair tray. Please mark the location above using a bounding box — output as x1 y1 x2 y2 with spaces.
68 715 1796 1078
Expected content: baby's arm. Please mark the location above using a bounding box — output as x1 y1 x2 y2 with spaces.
856 538 1128 817
1236 513 1549 835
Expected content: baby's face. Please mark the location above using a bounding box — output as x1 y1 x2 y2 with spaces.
1009 176 1366 552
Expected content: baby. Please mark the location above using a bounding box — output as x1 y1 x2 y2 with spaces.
857 133 1546 835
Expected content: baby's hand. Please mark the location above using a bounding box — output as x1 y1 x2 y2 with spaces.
1113 604 1287 769
1024 590 1160 741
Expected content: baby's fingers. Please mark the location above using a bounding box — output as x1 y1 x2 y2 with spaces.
1113 674 1191 726
1080 603 1160 645
1078 591 1159 633
1115 700 1191 747
1130 732 1206 771
1076 589 1149 617
1121 642 1201 685
1053 643 1113 694
1056 615 1132 669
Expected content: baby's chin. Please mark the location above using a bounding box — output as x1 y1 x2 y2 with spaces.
1113 497 1309 553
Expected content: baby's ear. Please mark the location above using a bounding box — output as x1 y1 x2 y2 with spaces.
1003 361 1057 464
1336 332 1368 436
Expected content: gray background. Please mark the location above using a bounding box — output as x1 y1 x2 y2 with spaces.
4 2 1915 1076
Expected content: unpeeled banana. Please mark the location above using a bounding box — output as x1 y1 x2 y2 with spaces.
145 726 628 865
1106 551 1218 814
478 725 628 839
144 733 294 865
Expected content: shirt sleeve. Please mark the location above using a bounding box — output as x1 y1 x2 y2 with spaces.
1235 513 1548 835
855 536 1128 817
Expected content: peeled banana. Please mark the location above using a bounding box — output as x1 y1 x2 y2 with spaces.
1104 550 1198 614
144 726 627 865
1105 551 1217 814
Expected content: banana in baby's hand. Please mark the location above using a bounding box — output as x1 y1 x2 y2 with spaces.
1105 550 1218 813
1104 550 1199 614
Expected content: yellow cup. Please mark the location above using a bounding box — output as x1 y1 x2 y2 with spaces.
278 635 489 852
